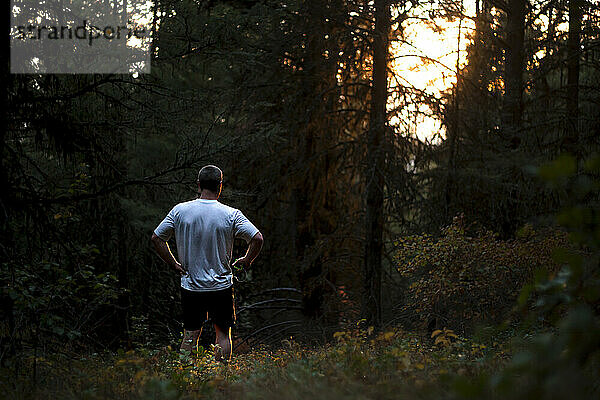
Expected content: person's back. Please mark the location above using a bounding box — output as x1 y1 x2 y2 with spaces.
154 198 259 291
151 165 263 362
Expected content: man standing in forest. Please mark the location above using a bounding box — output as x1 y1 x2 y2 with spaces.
151 165 263 362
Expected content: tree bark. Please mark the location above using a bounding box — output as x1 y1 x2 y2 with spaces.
565 0 582 163
363 0 390 330
445 6 463 221
501 0 526 139
1 0 9 223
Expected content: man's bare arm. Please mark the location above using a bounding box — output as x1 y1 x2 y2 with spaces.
151 233 186 275
233 232 264 268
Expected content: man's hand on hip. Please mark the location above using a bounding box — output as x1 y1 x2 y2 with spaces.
151 233 186 276
233 232 264 271
173 261 186 276
232 257 250 270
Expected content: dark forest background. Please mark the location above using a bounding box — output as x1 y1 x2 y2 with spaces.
2 0 600 398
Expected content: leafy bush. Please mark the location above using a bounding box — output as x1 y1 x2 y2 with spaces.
444 153 600 400
1 248 124 363
394 216 570 333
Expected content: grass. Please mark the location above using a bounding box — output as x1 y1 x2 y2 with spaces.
1 326 511 400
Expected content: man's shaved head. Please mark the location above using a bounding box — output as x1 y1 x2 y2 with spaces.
197 165 222 193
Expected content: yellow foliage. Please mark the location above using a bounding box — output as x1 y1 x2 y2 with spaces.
394 223 570 332
389 347 405 357
333 331 346 339
432 328 458 347
434 336 449 346
134 370 145 381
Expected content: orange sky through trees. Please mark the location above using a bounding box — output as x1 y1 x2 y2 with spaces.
388 1 476 142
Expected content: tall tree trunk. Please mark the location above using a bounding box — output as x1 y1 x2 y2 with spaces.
565 0 582 164
363 0 390 330
498 0 525 237
501 0 526 139
1 0 9 224
445 4 463 221
117 217 131 348
0 0 15 364
293 2 322 318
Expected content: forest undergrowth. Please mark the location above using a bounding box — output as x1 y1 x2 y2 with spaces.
2 324 514 400
3 156 599 400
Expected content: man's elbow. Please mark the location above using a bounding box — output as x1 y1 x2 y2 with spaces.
253 231 264 244
151 233 162 244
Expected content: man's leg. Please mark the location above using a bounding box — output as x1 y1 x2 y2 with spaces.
210 286 235 362
180 287 207 356
214 323 232 362
180 328 202 354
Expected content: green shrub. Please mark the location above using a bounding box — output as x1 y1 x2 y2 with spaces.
394 217 570 333
0 249 124 361
442 153 600 400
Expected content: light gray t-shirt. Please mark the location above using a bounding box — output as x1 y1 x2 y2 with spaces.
153 199 259 292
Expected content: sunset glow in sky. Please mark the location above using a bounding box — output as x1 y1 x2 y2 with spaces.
389 2 476 142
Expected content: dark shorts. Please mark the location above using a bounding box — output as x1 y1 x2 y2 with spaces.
180 286 235 330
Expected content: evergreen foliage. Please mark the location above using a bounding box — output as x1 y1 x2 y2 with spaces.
2 0 600 398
